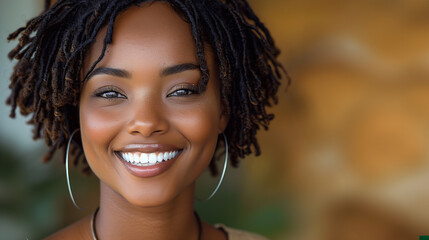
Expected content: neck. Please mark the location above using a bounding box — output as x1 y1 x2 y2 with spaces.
95 182 200 240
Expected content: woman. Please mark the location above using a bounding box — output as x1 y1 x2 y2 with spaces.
7 0 285 239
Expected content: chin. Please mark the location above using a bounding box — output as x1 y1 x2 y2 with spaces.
124 189 174 208
115 180 190 208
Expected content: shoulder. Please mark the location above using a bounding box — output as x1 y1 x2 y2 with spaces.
214 224 269 240
44 214 93 240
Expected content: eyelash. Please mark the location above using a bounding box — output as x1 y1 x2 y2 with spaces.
167 84 199 97
94 87 126 99
94 84 199 99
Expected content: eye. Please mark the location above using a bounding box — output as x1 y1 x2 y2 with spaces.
94 86 127 99
98 91 126 99
167 84 199 97
168 88 196 96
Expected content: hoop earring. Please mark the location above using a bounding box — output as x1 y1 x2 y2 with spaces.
65 129 85 210
198 133 229 201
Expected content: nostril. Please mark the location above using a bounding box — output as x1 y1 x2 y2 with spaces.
126 118 168 137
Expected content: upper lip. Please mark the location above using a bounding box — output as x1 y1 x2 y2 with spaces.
115 143 182 153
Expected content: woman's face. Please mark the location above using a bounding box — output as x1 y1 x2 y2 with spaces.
79 2 228 206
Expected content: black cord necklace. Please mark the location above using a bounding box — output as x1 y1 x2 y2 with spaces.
91 207 203 240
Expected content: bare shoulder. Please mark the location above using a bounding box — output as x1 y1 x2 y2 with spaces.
44 214 93 240
202 221 228 240
214 223 268 240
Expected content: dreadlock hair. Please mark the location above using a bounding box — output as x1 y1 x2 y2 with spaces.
7 0 288 175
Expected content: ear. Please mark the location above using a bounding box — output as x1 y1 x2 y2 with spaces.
218 109 230 134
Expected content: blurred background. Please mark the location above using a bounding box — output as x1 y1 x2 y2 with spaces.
2 0 429 239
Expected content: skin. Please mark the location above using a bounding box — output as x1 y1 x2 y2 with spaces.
46 2 228 240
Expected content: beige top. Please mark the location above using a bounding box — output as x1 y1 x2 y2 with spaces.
215 224 268 240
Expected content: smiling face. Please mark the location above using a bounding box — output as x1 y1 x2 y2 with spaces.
79 2 228 207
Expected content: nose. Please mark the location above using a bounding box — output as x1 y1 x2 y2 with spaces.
126 99 169 137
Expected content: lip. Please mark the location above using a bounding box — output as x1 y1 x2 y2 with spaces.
114 144 182 178
116 143 181 153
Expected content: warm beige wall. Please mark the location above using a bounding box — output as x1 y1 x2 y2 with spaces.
248 0 429 239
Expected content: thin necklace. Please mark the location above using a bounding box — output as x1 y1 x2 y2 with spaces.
91 207 203 240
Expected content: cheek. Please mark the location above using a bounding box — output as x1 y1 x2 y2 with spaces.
174 108 217 142
170 96 221 164
79 101 124 165
169 106 219 190
173 90 221 142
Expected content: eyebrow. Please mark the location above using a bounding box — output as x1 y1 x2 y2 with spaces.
87 63 200 80
87 67 130 79
160 63 199 77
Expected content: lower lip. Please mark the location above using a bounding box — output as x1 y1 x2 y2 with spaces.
116 151 180 178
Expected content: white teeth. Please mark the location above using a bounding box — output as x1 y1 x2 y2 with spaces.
156 153 163 162
133 153 140 163
120 150 180 166
149 153 157 164
141 153 149 164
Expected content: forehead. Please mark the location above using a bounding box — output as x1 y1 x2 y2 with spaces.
84 2 198 71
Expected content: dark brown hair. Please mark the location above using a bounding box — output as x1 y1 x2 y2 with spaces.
7 0 288 175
